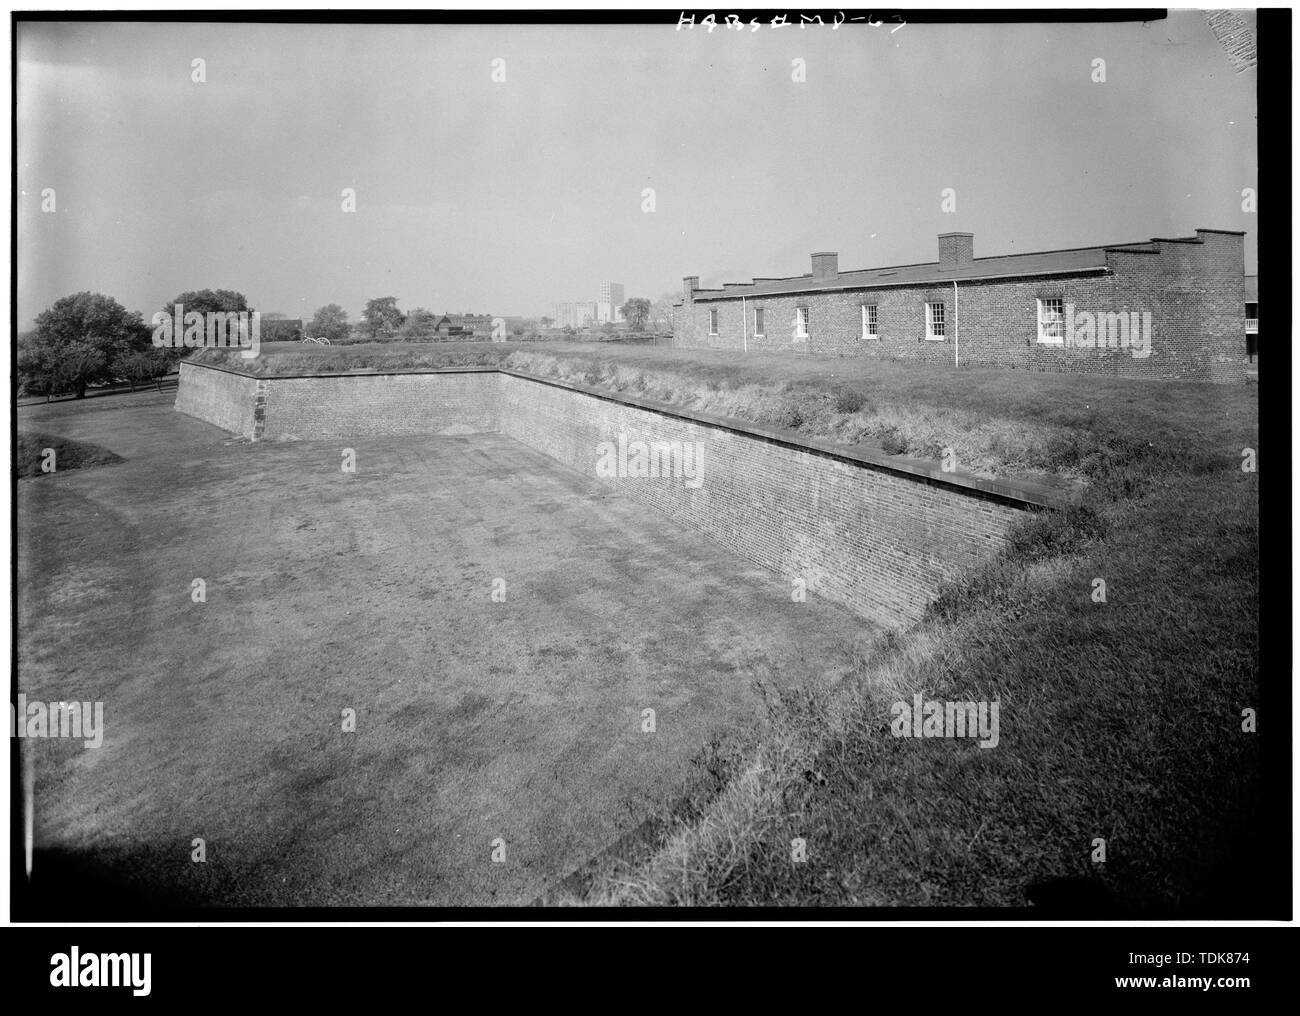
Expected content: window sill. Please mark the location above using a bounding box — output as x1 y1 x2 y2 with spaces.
1037 337 1065 346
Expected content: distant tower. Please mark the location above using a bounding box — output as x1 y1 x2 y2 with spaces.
598 282 625 324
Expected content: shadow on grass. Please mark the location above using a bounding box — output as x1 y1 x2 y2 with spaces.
15 432 124 479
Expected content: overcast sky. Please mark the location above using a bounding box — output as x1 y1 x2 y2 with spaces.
17 13 1257 327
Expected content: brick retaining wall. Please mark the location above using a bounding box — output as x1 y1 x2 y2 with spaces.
175 361 262 437
177 361 1042 627
496 372 1027 627
261 371 500 440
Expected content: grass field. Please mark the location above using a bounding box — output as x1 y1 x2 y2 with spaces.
23 343 1260 912
15 390 873 911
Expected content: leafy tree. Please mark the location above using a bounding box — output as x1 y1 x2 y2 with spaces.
112 348 173 392
363 296 405 338
648 293 677 334
621 297 651 331
157 289 253 362
23 292 151 398
308 303 351 343
399 307 438 339
163 288 251 319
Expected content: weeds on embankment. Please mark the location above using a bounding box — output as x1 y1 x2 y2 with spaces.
524 353 1257 912
194 340 1227 488
579 421 1255 911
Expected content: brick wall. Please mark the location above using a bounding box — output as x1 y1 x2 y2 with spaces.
259 371 500 440
176 362 1033 627
176 361 261 437
673 230 1248 382
496 373 1028 628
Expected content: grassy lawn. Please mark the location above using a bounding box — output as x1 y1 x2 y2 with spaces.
15 392 870 912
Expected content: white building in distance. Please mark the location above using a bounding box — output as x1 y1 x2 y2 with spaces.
597 282 625 324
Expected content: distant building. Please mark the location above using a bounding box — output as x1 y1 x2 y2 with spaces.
674 228 1249 383
553 301 598 328
433 313 493 337
598 282 625 324
552 283 626 328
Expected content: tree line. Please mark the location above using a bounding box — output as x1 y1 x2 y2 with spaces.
18 289 671 398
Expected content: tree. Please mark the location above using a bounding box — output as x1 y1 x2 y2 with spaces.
363 296 405 338
113 348 173 392
621 297 651 331
648 292 677 334
159 289 253 362
23 292 151 398
399 307 438 339
163 289 251 319
308 303 351 343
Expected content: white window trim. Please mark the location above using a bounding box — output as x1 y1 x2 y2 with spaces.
795 306 809 339
708 309 718 336
1037 297 1065 345
753 307 765 337
862 303 879 339
925 302 946 341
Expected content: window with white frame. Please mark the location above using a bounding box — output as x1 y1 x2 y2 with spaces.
862 303 878 338
708 308 718 335
795 306 809 339
925 302 946 340
753 307 764 336
1037 298 1065 344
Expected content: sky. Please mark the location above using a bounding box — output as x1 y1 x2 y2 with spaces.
17 13 1257 327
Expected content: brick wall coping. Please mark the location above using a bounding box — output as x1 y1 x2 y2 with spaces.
180 359 1069 510
183 359 502 381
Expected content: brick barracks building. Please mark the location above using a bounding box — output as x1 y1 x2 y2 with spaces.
673 229 1248 382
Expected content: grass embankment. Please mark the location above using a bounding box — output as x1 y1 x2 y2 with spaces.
194 341 1167 485
570 459 1257 912
557 360 1256 912
197 341 1259 911
15 432 124 478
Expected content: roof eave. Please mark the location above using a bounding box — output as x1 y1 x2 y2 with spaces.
691 265 1112 301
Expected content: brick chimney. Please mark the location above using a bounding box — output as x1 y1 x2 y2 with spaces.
938 233 974 269
811 252 838 281
683 276 699 301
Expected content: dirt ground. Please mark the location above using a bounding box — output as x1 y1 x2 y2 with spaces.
15 389 875 910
